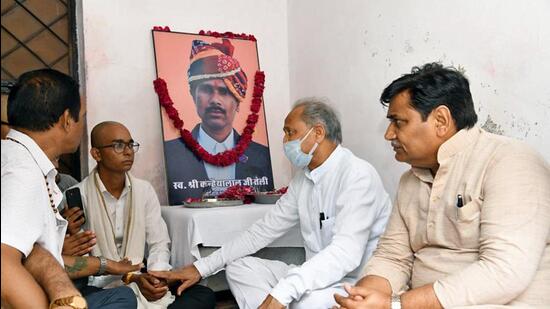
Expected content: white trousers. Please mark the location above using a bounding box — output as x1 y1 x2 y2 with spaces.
225 256 345 309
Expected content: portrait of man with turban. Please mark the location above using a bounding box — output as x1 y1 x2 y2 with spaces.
161 37 274 204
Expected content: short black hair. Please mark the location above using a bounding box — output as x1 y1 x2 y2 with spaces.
380 62 477 130
8 69 80 131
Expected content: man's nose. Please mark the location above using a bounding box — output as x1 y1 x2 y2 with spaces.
123 144 134 156
208 89 224 105
384 123 396 141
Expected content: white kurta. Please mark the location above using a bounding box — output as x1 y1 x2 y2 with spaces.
72 174 172 287
194 145 392 307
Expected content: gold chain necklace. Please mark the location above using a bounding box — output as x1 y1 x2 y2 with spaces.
6 137 58 214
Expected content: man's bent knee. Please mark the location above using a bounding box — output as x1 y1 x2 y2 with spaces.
225 256 257 280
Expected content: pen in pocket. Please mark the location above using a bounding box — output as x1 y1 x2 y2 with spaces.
456 194 464 220
456 194 464 208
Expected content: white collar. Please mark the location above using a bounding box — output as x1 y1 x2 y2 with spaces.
198 125 235 150
94 172 131 197
6 129 57 178
305 145 344 184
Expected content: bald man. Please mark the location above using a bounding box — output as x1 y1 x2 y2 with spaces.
68 121 215 308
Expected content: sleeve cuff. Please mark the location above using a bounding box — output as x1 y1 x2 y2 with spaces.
363 265 408 294
270 285 293 307
146 261 172 271
193 259 210 277
0 239 32 258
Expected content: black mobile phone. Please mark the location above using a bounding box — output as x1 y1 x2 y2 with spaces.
65 187 85 222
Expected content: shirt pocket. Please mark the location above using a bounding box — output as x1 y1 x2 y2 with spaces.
456 199 481 222
321 216 337 246
446 197 482 248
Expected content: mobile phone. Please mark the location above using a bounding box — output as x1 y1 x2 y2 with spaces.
65 187 85 223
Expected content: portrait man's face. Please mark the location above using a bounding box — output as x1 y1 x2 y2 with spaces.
193 79 239 132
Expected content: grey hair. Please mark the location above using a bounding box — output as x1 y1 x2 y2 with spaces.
293 97 342 144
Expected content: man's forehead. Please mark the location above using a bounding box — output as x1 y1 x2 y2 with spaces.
98 124 131 142
285 107 306 127
387 91 413 116
198 79 227 87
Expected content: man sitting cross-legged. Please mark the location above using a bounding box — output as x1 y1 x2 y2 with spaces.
152 99 393 309
68 121 216 308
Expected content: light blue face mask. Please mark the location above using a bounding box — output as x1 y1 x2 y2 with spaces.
283 127 319 168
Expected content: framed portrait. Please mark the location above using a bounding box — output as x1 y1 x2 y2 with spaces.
152 30 274 205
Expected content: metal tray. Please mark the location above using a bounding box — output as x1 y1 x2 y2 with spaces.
183 199 244 208
252 193 283 204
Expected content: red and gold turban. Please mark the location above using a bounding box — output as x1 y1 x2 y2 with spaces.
188 39 247 102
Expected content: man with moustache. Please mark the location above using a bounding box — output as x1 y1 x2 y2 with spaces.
163 39 274 204
70 121 215 308
334 63 550 308
1 69 138 309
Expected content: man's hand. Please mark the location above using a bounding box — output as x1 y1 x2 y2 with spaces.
133 273 169 301
148 264 201 296
105 257 143 275
62 207 85 235
258 294 285 309
62 231 96 256
333 283 391 309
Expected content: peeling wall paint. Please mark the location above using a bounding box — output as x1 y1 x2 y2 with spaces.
289 0 550 198
481 115 504 135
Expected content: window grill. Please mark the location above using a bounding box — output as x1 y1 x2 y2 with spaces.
1 0 77 85
1 0 80 179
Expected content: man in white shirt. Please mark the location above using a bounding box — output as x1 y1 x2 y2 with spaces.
1 69 136 309
151 98 393 309
70 121 215 308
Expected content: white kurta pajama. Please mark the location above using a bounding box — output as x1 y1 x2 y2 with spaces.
194 146 392 308
72 171 174 308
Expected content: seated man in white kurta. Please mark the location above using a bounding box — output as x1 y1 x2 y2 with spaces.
151 98 393 309
70 121 215 309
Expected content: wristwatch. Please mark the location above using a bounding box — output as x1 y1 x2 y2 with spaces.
96 256 107 275
49 295 87 309
122 272 135 284
391 294 401 309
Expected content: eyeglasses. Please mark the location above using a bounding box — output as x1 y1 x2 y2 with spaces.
96 141 140 153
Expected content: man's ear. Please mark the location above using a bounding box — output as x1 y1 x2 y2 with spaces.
90 147 101 162
432 105 455 137
313 124 326 143
59 109 72 132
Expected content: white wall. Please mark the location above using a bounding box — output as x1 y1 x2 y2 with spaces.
80 0 550 202
288 0 550 198
80 0 291 204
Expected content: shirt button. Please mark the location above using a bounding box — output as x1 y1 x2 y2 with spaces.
428 223 434 228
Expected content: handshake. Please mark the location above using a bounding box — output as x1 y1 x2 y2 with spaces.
119 265 202 302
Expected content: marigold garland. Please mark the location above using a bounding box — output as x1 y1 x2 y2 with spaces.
153 71 265 167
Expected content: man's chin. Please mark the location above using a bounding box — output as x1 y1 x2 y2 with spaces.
119 167 132 173
203 121 230 132
394 153 409 163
